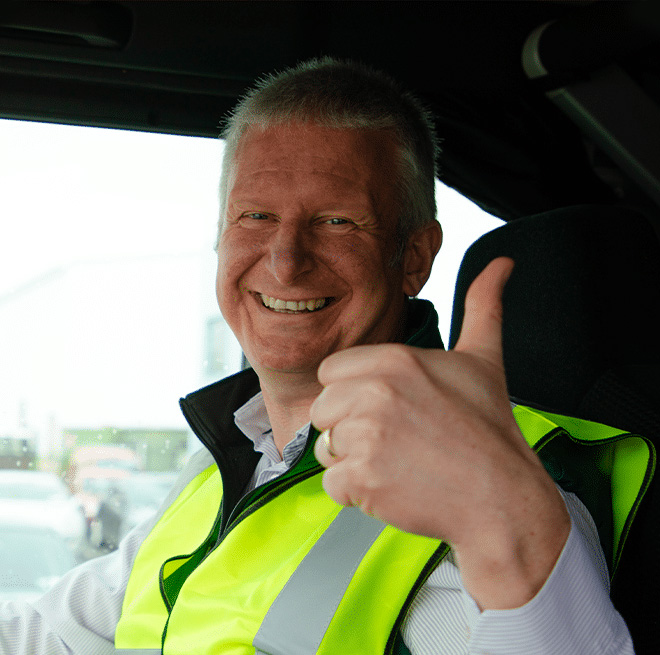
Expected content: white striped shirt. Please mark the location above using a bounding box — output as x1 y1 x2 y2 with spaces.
235 392 635 655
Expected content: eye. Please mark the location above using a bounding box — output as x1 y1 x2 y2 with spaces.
236 212 274 228
322 217 355 228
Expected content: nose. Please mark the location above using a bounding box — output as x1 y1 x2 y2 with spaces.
266 223 314 284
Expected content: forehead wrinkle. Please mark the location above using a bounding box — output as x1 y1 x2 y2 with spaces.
230 168 377 215
233 126 391 186
233 158 365 185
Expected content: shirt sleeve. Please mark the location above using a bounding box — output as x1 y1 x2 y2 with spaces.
463 489 635 655
0 516 151 655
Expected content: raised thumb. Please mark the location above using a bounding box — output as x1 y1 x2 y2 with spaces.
453 257 514 363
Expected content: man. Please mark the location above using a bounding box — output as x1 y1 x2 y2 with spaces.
0 58 638 654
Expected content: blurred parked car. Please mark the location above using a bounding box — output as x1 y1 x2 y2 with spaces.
0 522 77 603
119 471 178 535
93 471 178 551
0 470 86 558
69 444 141 472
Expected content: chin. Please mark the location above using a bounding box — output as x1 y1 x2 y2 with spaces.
250 350 326 377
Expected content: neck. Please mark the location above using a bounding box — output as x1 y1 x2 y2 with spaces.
258 368 323 455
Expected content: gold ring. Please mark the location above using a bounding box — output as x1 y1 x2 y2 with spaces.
320 429 336 457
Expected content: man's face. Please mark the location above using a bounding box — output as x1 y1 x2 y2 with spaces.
216 123 422 377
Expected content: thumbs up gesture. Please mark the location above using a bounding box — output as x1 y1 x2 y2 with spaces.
311 257 570 609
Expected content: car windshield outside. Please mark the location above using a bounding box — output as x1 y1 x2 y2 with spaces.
0 118 502 589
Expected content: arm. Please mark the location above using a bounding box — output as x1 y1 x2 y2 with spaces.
467 489 633 654
0 520 147 655
402 489 634 654
312 258 570 609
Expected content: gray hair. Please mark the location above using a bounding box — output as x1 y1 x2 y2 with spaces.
217 57 440 260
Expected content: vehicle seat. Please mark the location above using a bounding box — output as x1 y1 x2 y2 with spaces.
448 203 660 653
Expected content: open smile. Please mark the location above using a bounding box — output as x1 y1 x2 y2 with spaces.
258 293 334 314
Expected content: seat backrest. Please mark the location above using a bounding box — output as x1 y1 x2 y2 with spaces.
449 204 660 438
448 204 660 653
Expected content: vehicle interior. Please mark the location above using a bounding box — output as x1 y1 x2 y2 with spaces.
1 0 659 651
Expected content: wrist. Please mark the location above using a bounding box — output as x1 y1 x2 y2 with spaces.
454 475 571 610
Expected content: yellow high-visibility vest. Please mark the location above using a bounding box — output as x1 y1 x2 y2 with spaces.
115 404 653 655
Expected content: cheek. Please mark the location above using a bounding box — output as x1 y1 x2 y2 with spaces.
216 271 248 310
332 240 388 277
215 266 246 322
355 267 406 320
216 236 260 298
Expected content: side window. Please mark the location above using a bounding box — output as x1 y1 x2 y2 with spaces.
0 120 241 595
0 120 501 598
421 181 504 344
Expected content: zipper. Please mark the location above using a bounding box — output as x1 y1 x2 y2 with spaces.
214 426 323 548
159 431 322 648
224 461 323 537
169 424 323 580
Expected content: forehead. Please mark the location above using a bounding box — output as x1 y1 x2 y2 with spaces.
228 123 399 206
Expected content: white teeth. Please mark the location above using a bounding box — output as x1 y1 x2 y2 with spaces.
260 294 328 313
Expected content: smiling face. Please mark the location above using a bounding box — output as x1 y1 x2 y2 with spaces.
216 123 433 379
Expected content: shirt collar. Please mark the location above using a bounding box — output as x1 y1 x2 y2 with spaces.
234 391 311 465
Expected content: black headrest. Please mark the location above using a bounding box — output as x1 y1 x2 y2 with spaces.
448 204 660 441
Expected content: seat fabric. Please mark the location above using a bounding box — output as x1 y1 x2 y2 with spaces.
448 204 660 654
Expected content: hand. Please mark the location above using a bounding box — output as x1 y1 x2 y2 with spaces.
311 257 570 609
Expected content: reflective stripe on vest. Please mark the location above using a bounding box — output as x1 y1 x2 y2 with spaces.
115 405 653 654
253 506 386 655
115 650 162 654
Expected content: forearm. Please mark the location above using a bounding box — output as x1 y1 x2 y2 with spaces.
403 489 633 654
453 458 571 610
462 490 634 655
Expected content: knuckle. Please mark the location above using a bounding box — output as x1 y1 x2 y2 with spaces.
382 343 418 367
364 377 397 404
350 425 388 471
344 460 389 516
383 344 428 379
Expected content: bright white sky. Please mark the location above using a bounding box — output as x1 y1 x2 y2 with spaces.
0 119 222 294
0 118 502 445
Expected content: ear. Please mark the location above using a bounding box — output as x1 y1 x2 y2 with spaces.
402 222 443 296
